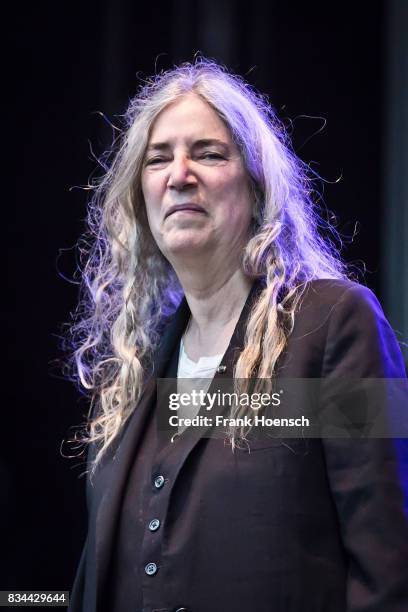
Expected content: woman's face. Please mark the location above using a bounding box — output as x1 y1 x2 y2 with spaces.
141 93 253 264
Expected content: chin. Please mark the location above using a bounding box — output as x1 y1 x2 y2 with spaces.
166 241 208 256
161 234 213 258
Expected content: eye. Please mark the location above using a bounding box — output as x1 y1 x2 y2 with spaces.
145 157 168 166
198 152 225 161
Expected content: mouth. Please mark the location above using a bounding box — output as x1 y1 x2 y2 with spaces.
165 204 206 219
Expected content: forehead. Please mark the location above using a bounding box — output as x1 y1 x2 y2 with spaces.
147 93 233 145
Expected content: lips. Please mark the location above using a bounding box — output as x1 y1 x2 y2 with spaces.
165 203 206 218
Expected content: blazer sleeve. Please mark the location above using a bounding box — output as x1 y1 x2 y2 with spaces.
68 440 98 612
320 283 408 611
68 538 87 612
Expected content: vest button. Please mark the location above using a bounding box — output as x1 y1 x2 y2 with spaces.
149 518 160 532
154 475 165 489
144 562 158 576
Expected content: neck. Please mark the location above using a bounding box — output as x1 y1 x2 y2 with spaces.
179 266 253 344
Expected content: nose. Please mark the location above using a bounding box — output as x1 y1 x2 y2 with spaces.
167 154 197 191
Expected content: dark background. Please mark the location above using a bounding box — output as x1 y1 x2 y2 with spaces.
4 0 404 594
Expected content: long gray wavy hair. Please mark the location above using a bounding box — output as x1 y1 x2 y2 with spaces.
70 58 348 469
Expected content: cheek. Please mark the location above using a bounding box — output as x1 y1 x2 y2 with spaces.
141 176 162 220
217 173 253 219
216 164 250 196
141 174 153 204
141 168 165 198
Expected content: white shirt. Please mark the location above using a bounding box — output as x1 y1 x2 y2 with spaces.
175 337 223 435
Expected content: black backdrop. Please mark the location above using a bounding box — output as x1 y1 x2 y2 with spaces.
5 0 388 593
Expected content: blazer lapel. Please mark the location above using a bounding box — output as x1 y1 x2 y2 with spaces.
154 280 263 480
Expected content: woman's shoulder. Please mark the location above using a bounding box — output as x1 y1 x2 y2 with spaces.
290 277 392 350
302 277 375 305
297 278 387 327
297 278 406 377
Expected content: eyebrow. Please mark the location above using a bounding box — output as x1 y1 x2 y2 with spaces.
146 138 230 152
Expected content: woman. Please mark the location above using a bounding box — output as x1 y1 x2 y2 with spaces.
68 59 408 612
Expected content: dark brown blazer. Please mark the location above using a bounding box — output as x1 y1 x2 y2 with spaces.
69 279 408 612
